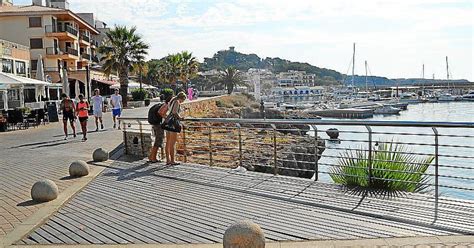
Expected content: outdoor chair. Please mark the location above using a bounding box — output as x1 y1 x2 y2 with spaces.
25 111 38 128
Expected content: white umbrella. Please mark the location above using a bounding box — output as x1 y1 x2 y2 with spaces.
61 65 69 96
74 80 80 99
35 55 46 101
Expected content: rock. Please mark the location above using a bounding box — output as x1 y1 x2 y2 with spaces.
326 128 340 140
223 220 265 248
69 160 89 177
31 179 58 202
93 148 109 162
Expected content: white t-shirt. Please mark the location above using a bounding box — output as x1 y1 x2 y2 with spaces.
110 94 122 110
91 95 103 110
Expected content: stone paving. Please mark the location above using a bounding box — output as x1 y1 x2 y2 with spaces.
0 108 142 238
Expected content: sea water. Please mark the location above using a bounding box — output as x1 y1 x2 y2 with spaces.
314 102 474 200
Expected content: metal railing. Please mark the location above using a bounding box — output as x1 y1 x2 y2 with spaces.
119 117 474 201
45 47 78 57
79 33 90 43
45 25 78 37
81 53 91 60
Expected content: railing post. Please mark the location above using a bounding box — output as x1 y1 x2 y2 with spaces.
182 124 187 163
122 120 128 155
432 127 439 202
208 123 213 166
237 123 242 168
311 125 319 181
271 124 278 175
138 121 145 157
365 125 373 185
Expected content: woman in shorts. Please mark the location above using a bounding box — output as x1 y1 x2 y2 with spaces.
76 94 89 141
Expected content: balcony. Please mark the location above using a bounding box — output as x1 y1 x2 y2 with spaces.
79 33 90 46
45 25 78 40
92 55 100 63
81 53 91 61
45 46 79 59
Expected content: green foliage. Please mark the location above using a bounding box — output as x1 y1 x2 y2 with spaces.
98 25 149 106
214 67 247 94
160 88 174 101
131 88 148 101
330 141 434 193
157 51 199 89
215 99 233 108
201 47 344 84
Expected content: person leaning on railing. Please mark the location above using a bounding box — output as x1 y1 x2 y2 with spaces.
162 92 187 166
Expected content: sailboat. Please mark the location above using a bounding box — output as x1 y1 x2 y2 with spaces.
438 56 456 102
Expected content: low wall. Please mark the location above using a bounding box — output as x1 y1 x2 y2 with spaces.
123 96 225 158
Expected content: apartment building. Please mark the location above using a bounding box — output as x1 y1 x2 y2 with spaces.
1 39 30 76
277 70 316 87
0 0 100 98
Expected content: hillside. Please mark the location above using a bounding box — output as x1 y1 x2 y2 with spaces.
197 47 470 86
201 48 344 85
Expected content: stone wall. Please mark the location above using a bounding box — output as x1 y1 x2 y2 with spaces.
124 131 152 157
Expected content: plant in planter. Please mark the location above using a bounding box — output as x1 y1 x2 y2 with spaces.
330 141 434 193
144 98 151 106
160 88 174 101
131 88 148 101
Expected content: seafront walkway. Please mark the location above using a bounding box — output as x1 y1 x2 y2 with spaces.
0 100 473 247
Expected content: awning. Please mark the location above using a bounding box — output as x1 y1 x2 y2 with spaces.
93 78 117 86
0 72 51 85
110 81 157 89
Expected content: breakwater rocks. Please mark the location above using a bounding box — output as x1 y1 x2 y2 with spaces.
241 129 325 179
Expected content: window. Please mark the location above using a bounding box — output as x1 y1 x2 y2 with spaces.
30 38 43 49
29 17 42 28
15 61 26 75
1 59 13 73
31 60 38 71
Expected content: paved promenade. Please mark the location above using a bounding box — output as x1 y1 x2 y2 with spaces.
0 108 139 238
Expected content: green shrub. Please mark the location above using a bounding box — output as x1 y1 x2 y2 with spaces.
131 88 148 101
216 99 233 108
330 141 433 193
160 88 174 101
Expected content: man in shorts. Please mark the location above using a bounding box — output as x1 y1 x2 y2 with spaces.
110 88 123 129
59 93 76 140
91 89 104 131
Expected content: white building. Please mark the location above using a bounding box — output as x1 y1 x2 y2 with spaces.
271 86 324 96
277 70 316 87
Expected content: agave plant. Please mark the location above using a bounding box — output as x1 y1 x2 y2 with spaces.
330 141 434 193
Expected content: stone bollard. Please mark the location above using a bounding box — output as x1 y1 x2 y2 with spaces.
326 128 340 140
31 179 58 202
93 148 109 162
223 220 265 248
69 160 90 177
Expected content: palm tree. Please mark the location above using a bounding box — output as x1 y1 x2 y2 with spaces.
145 60 160 85
132 57 148 89
98 25 149 107
158 54 182 86
215 67 246 94
178 51 199 91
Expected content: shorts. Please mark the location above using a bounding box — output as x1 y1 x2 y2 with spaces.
63 111 75 122
93 107 102 117
152 124 164 148
79 116 88 123
112 108 121 117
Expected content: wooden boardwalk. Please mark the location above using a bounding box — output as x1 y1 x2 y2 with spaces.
18 158 474 245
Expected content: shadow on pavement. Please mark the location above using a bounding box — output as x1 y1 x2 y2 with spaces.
17 200 43 207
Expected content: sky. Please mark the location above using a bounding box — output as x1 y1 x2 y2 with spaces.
14 0 474 81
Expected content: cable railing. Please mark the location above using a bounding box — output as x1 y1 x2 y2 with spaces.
119 117 474 201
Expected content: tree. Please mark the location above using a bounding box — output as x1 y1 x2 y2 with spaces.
145 59 160 85
178 51 199 91
158 54 182 87
98 25 149 107
215 67 247 95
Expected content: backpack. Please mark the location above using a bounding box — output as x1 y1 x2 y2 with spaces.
148 103 163 125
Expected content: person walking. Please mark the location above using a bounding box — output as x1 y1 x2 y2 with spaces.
76 94 89 141
147 94 173 163
110 89 122 129
164 92 186 165
59 93 76 140
91 89 104 131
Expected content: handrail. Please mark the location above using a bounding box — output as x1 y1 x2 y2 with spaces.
118 117 474 128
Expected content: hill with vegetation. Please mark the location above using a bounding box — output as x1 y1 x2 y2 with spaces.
201 48 344 85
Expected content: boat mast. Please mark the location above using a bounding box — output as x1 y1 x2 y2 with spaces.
422 64 425 95
351 43 355 88
365 60 368 93
446 56 450 92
